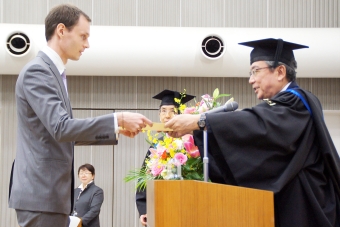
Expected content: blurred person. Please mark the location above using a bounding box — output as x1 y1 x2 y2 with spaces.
8 4 152 227
136 89 194 226
72 164 103 227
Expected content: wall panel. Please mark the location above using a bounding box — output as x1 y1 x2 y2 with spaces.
0 75 17 227
268 0 312 27
68 76 93 109
138 0 180 26
3 0 47 24
136 76 180 109
113 109 159 227
73 109 115 227
311 78 340 110
93 0 136 26
312 0 339 27
48 0 92 19
0 0 3 22
224 0 267 27
182 0 225 27
92 76 138 109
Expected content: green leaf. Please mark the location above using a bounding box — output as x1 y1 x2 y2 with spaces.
145 138 153 146
213 88 219 99
215 94 231 100
124 167 153 191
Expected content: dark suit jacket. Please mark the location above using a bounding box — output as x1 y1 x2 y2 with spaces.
9 51 117 214
73 182 103 227
135 148 150 216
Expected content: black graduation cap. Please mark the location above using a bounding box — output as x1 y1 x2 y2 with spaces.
238 38 308 67
153 89 195 107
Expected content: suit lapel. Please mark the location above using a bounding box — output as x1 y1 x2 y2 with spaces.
37 51 72 116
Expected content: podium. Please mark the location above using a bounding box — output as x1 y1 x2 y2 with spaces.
147 180 274 227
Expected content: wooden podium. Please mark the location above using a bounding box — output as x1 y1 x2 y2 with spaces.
147 180 274 227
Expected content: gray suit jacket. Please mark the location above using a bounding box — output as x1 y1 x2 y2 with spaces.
9 51 117 214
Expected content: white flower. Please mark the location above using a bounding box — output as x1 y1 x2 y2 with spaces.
173 139 183 150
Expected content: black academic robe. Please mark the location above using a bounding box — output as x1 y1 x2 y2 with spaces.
194 82 340 227
135 147 150 216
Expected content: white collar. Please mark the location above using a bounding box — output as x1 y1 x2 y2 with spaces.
78 180 93 190
41 45 65 75
280 82 292 92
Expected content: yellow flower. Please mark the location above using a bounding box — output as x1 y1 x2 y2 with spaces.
163 136 172 145
179 104 186 112
169 148 175 158
174 98 181 104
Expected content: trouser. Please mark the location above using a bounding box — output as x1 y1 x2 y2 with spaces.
16 209 69 227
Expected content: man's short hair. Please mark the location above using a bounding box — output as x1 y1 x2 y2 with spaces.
45 4 91 41
266 60 297 82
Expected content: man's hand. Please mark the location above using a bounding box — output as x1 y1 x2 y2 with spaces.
119 128 139 138
140 214 147 226
117 112 153 136
165 114 200 137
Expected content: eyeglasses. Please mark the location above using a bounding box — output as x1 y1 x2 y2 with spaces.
160 109 176 116
79 172 92 176
249 66 273 77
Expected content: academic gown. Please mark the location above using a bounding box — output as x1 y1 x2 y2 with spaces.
194 82 340 227
135 147 150 217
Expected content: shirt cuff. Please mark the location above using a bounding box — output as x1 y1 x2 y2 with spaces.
113 113 119 139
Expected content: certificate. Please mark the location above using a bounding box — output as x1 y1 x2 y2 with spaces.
144 122 173 131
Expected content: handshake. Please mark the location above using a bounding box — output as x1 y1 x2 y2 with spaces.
117 112 202 138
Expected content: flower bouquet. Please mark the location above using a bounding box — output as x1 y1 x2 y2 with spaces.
124 132 203 190
124 88 232 191
181 88 232 114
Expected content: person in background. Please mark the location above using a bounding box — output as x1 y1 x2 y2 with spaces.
165 38 340 227
72 164 103 227
8 4 152 227
136 89 195 226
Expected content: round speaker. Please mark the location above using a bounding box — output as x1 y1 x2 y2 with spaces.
6 32 31 57
201 35 224 59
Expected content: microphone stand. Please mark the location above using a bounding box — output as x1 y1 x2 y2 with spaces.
202 99 238 182
203 130 209 182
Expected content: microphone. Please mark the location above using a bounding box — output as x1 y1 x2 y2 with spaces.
205 101 238 114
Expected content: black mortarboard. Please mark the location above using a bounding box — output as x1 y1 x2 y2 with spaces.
238 38 308 67
153 89 195 107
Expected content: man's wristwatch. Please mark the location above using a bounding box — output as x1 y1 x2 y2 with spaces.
197 114 206 130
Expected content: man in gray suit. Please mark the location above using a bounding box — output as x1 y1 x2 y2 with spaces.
8 4 152 227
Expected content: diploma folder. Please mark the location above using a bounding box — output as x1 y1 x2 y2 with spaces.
144 122 173 131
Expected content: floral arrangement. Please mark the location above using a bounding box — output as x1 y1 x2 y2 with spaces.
124 88 232 191
177 88 231 114
124 132 203 191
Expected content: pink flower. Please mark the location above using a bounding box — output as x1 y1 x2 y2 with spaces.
151 165 164 176
183 107 196 114
181 134 192 142
199 94 213 111
183 135 200 158
149 144 167 157
174 153 187 165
